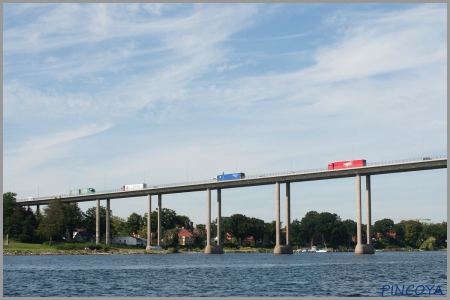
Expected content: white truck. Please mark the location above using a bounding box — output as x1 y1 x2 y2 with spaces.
121 183 147 191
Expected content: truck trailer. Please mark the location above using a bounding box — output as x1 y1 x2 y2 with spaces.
214 173 245 181
70 188 96 195
328 159 366 170
121 183 147 191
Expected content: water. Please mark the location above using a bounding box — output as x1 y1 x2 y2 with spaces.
3 251 447 297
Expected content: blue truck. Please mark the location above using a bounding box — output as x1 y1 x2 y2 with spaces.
215 172 245 181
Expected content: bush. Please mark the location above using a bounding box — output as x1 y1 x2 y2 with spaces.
88 243 102 250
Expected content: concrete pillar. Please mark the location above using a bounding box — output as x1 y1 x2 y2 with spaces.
157 195 162 247
205 188 222 254
275 182 280 246
106 199 110 245
217 189 222 246
36 205 40 215
355 175 363 254
146 194 152 250
274 182 293 254
205 188 211 253
96 199 100 244
286 182 291 247
365 175 374 254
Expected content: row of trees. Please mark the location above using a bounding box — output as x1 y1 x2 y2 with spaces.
3 192 447 250
3 192 195 245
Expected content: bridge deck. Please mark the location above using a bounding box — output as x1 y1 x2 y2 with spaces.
18 157 447 205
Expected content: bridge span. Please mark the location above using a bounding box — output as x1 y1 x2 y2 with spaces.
17 156 447 255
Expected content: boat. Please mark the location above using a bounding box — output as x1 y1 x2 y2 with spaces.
316 237 328 252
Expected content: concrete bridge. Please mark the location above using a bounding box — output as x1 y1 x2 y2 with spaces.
17 156 447 254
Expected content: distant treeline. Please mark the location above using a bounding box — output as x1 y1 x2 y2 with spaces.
3 192 447 250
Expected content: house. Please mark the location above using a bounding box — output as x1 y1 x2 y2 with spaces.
178 228 194 245
73 232 95 243
111 236 147 247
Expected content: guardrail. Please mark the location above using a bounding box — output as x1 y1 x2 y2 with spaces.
16 155 446 202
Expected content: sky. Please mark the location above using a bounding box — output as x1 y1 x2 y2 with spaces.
3 3 447 227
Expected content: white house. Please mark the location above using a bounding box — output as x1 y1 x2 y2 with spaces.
111 236 147 247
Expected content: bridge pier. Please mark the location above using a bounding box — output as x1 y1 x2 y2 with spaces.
274 182 293 254
157 195 162 247
355 174 374 254
146 194 152 250
205 188 223 254
96 199 100 244
106 199 110 245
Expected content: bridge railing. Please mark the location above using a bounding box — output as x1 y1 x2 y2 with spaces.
16 155 446 202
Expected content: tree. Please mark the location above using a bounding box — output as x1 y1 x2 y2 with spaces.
263 221 277 247
290 219 302 247
163 228 180 248
342 219 357 248
373 218 394 240
299 211 318 247
126 212 143 236
404 220 423 246
315 212 344 247
82 205 108 240
63 203 83 241
111 216 127 237
420 237 437 250
9 206 26 238
423 222 447 247
177 215 193 231
3 192 18 236
250 217 265 246
36 198 65 245
227 214 252 245
20 212 38 243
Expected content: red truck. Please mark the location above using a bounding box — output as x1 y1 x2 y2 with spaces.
328 159 366 170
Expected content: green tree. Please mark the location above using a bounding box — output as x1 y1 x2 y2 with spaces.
82 205 107 240
299 211 318 247
404 220 423 246
315 212 344 247
373 218 394 240
111 216 127 237
20 212 38 243
342 219 357 248
263 221 277 247
227 214 252 245
290 219 302 247
420 237 437 250
250 217 265 246
423 222 447 247
177 215 193 231
163 228 180 247
3 192 18 237
9 206 26 238
393 221 406 244
36 198 65 245
126 212 143 235
63 203 83 241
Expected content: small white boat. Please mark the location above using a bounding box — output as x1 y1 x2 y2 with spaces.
316 248 328 253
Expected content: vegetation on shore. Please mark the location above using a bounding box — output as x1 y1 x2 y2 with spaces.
3 192 447 253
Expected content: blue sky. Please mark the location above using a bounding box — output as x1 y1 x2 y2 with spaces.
3 3 447 226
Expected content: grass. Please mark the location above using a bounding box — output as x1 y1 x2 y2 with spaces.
3 239 58 252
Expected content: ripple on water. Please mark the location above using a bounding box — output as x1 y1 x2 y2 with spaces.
3 251 447 297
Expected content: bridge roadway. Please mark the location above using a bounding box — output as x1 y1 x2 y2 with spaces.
19 157 447 206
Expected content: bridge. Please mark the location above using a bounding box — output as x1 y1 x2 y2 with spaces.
18 155 447 254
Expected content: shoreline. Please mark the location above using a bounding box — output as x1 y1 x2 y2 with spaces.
4 249 445 255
